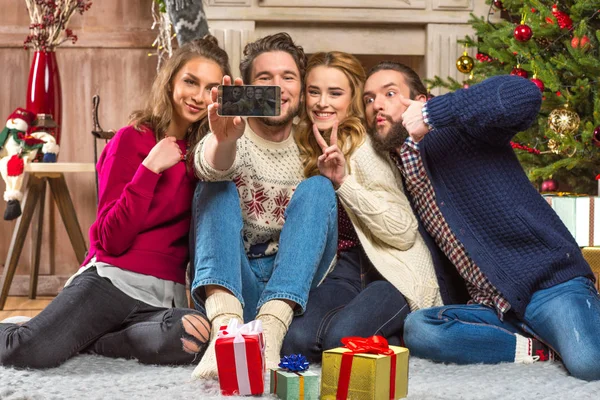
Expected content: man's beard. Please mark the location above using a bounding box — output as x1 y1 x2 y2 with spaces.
368 118 409 153
259 101 299 127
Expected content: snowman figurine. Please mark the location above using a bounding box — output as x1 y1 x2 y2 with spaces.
0 108 59 220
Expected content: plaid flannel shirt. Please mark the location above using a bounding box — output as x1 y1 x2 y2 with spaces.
394 138 511 317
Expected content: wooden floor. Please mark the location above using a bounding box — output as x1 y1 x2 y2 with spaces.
0 296 53 320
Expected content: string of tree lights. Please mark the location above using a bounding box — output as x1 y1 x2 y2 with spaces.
428 0 600 194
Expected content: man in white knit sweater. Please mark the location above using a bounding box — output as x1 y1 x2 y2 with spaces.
190 33 338 378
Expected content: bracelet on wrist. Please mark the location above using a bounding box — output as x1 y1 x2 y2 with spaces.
421 103 434 131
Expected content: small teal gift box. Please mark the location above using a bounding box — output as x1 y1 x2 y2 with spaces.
269 354 319 400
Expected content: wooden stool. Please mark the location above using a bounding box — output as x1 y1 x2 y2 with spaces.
0 162 95 310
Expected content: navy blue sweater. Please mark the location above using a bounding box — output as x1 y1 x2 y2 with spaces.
417 75 593 318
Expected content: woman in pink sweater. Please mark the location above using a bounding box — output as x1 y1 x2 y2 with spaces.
0 35 231 368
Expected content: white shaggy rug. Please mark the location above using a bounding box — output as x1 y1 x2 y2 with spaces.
1 355 599 400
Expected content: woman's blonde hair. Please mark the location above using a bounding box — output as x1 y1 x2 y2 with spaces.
130 35 231 164
296 51 366 178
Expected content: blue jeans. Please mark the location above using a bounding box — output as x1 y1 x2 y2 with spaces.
0 268 206 368
404 277 600 381
190 176 338 322
282 247 409 362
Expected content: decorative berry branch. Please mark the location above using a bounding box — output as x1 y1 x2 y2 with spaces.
23 0 92 51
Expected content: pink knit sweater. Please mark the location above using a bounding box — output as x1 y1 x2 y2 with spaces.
83 125 196 284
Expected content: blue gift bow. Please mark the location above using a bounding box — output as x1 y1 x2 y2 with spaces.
278 354 309 372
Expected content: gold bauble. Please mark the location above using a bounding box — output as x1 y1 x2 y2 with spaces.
548 106 580 136
547 139 561 154
456 52 474 74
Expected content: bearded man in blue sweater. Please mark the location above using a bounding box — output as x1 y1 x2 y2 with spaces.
362 61 600 381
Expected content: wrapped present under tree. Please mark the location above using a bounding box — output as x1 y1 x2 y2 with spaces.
582 247 600 290
270 354 319 400
544 196 599 247
321 336 409 400
215 319 265 396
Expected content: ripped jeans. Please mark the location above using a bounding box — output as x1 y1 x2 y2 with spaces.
404 277 600 381
0 268 208 369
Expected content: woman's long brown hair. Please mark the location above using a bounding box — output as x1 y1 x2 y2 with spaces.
130 35 231 165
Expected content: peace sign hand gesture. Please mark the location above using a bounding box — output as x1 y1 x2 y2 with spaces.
313 121 347 189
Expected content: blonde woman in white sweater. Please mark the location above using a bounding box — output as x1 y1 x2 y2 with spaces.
282 52 442 361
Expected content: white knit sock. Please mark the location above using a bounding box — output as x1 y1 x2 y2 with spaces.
0 316 31 325
192 292 243 380
514 334 535 364
256 300 294 370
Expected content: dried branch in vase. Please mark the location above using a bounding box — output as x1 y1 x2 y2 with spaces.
23 0 93 52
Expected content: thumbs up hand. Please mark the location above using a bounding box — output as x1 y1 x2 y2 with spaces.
399 96 430 143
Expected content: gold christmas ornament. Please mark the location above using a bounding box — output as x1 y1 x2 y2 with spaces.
547 139 561 154
548 105 580 136
456 51 474 74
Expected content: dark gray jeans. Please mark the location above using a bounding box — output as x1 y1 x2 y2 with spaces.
282 247 410 362
0 268 207 368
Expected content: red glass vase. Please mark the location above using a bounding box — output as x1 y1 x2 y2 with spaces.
26 51 62 144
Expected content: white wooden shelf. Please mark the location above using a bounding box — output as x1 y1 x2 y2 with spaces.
24 163 95 173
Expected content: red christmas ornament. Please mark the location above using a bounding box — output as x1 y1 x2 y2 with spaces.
531 77 545 92
476 53 493 62
571 35 591 50
541 179 559 192
571 36 579 48
593 126 600 147
493 0 503 9
510 67 528 78
514 24 533 42
579 35 590 49
551 4 573 30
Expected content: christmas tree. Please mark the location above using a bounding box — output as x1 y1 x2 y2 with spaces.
429 0 600 194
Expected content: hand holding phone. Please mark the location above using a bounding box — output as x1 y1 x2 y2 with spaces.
218 85 281 117
208 76 246 145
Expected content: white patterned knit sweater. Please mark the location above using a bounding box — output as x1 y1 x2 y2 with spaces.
194 125 304 257
337 136 443 311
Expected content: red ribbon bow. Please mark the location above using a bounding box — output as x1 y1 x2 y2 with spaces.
341 335 395 356
336 336 397 400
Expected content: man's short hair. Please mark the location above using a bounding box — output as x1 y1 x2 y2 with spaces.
239 32 307 86
366 62 428 99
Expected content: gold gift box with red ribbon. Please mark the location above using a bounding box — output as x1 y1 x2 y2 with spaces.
582 247 600 290
320 336 409 400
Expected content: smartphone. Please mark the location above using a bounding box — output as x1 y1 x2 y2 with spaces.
217 85 281 117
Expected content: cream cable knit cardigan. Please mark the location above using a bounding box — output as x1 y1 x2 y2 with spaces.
336 136 443 311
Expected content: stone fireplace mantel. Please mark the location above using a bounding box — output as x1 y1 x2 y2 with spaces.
206 0 497 94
